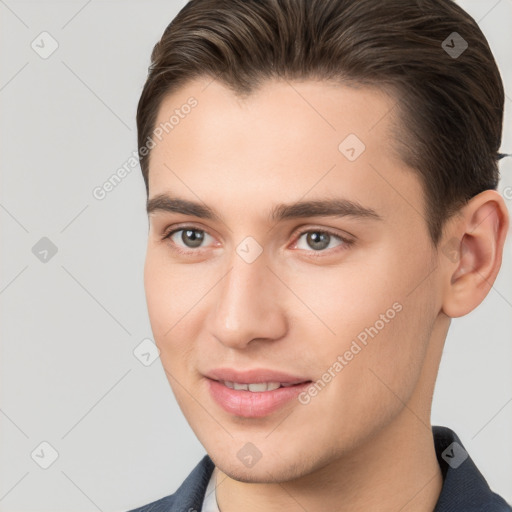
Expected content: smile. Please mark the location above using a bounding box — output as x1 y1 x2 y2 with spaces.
207 378 312 417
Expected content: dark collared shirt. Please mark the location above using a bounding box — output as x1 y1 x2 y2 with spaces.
128 425 512 511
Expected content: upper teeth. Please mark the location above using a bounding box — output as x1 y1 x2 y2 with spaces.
221 381 296 392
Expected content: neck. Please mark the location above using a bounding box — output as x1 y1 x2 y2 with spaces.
214 415 443 512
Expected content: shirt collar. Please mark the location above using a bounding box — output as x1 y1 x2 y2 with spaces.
432 425 511 511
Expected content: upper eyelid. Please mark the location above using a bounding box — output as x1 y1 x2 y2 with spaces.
163 224 214 240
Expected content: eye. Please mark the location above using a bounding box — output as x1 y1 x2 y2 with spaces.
293 228 353 255
161 225 353 257
162 227 215 254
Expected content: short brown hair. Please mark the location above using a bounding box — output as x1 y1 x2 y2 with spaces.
136 0 506 246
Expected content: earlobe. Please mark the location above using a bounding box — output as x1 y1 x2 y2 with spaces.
441 190 509 318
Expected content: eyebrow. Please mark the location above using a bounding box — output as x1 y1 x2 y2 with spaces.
146 194 383 223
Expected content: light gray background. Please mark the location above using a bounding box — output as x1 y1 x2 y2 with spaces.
0 1 511 510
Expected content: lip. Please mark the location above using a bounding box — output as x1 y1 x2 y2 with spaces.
204 367 310 385
206 378 312 417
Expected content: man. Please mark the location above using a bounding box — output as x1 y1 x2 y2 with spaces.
129 0 511 510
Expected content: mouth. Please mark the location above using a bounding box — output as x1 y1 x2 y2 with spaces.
206 377 313 418
215 380 311 391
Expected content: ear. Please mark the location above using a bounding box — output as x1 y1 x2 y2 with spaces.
440 190 510 318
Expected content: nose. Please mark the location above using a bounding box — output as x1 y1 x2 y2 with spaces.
207 249 288 350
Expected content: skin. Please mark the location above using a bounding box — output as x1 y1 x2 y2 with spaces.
143 77 509 512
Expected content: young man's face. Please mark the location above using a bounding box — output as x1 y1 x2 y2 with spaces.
144 78 447 482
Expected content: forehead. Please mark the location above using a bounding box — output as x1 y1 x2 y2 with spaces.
151 77 398 163
147 77 423 226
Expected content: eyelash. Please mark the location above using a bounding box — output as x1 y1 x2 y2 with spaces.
161 225 354 258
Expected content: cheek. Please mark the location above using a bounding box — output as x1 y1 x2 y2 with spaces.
143 250 191 360
299 300 428 451
144 248 197 333
143 251 171 338
143 249 213 378
283 258 400 350
295 253 432 406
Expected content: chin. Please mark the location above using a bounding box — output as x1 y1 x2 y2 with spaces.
219 465 292 484
211 451 314 484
